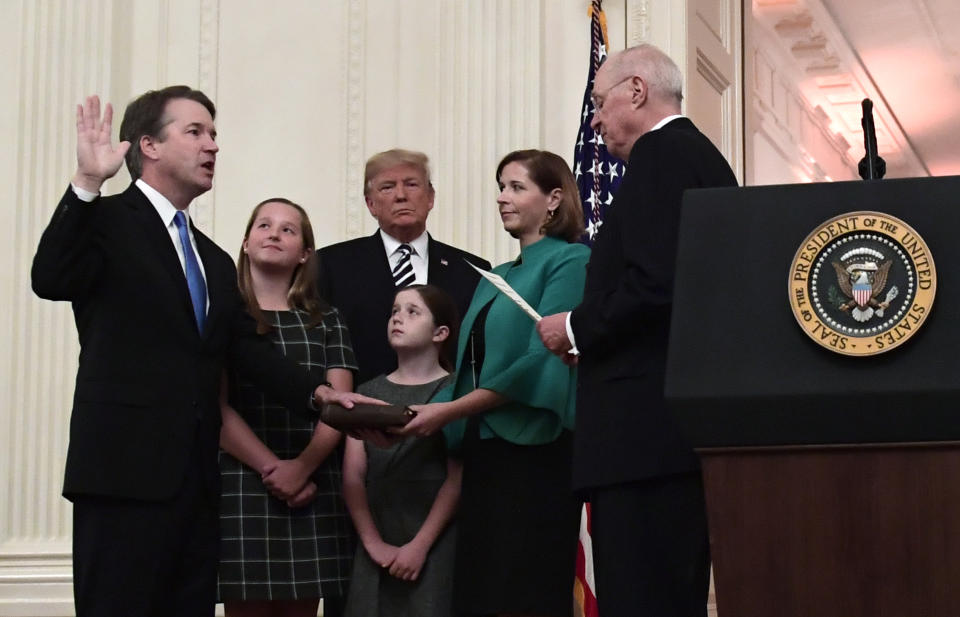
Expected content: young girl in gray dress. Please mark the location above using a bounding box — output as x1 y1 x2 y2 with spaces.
342 285 463 617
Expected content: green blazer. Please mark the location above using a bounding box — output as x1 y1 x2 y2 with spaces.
442 235 590 448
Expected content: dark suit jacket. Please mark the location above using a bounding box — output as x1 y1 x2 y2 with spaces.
31 184 318 502
571 117 738 492
318 231 490 383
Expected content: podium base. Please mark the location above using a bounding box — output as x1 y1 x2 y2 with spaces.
701 442 960 617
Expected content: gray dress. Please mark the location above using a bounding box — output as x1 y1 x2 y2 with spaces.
344 375 456 617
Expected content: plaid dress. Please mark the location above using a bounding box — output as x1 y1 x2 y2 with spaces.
218 308 357 602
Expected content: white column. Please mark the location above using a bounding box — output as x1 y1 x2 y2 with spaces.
1 1 119 613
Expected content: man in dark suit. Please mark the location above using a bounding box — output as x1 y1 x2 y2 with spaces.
537 45 738 617
31 87 373 617
318 149 490 383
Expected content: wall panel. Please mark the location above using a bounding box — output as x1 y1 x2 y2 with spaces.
1 2 119 614
214 0 349 250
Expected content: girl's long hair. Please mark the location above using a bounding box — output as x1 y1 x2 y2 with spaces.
237 198 329 334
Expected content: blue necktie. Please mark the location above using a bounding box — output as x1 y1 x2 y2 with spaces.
173 211 207 334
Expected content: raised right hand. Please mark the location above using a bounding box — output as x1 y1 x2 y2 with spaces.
72 95 131 192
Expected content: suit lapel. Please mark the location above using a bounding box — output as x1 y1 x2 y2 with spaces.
427 235 451 287
123 184 202 337
193 229 225 342
365 231 396 289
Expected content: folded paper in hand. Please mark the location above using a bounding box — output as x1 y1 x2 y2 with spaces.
320 402 416 431
466 260 542 321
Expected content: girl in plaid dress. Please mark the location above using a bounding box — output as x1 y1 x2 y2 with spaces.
218 198 356 617
343 285 463 617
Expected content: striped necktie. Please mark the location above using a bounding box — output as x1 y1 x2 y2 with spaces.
392 243 415 287
173 211 207 333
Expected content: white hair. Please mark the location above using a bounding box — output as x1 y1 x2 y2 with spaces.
610 44 683 106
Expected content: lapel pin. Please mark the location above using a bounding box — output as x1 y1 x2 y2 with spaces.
440 258 448 266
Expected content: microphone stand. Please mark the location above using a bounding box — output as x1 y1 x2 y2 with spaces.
858 98 886 180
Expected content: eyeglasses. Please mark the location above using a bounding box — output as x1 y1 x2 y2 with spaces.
590 75 635 112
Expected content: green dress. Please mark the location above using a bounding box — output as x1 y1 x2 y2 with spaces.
344 375 455 617
439 235 590 616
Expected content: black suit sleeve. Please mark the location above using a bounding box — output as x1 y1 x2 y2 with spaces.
571 137 686 352
571 126 736 354
219 258 320 420
32 186 103 301
426 240 490 327
317 247 334 305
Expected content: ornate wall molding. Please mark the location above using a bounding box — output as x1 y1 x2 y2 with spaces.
157 0 170 86
626 0 651 45
193 0 219 234
344 0 366 240
750 0 925 179
428 0 544 265
2 1 117 612
696 48 731 95
747 30 857 183
5 0 114 550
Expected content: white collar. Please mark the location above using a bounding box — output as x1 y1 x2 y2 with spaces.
380 228 429 258
649 114 685 132
136 178 183 228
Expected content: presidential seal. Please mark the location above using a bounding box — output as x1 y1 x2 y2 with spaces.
788 211 936 356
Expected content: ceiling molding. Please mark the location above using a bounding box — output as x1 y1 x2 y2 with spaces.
753 0 928 177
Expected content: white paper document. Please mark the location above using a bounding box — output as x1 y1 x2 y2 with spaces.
466 260 542 322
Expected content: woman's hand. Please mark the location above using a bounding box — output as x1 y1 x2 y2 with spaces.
285 481 317 508
315 385 386 408
364 538 400 569
388 539 429 581
397 402 457 437
261 458 311 500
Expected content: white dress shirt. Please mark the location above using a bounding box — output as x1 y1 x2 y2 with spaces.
379 228 429 285
71 179 210 311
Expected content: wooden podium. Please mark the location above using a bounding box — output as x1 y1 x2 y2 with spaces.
666 177 960 617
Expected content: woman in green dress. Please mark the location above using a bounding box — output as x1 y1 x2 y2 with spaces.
399 150 590 617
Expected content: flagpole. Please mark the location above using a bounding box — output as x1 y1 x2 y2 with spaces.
573 5 615 612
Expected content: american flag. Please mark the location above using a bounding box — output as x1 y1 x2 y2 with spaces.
574 5 614 617
575 0 625 245
574 502 599 617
